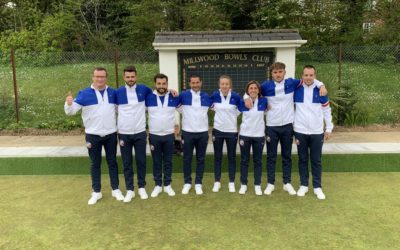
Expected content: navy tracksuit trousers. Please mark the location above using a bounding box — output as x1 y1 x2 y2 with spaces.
294 132 324 188
119 131 147 190
85 133 119 192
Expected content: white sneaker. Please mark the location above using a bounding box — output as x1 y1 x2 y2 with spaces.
254 185 262 196
88 192 102 205
164 185 175 196
228 182 236 193
195 184 203 195
138 188 148 200
212 182 221 192
238 184 247 195
111 189 124 201
123 190 135 203
297 186 309 197
264 184 275 195
151 186 162 198
181 184 192 194
314 188 326 200
283 183 297 195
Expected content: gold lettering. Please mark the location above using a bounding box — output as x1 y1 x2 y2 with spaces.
224 53 248 61
252 55 270 63
183 58 194 65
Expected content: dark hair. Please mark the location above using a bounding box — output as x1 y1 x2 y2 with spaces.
303 65 316 73
219 74 232 84
124 66 137 74
245 80 261 97
189 74 202 82
154 73 168 83
270 62 286 71
93 67 107 76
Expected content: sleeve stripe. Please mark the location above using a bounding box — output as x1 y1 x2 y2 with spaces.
297 79 304 88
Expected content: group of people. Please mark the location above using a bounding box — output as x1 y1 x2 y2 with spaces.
64 62 333 205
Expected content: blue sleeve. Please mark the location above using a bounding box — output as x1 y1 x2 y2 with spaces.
210 92 216 104
320 95 329 105
263 97 268 107
260 81 268 96
236 94 242 108
291 78 302 89
74 90 87 106
237 99 246 112
178 92 184 106
144 85 152 97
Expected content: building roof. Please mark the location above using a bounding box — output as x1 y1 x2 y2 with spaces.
153 29 302 44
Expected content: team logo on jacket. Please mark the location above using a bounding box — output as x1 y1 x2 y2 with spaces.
239 139 244 146
86 142 92 149
150 144 155 151
119 140 125 147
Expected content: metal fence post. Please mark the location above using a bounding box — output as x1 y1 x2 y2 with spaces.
10 48 20 123
337 43 344 125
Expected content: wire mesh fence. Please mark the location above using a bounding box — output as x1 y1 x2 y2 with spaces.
296 45 400 126
0 45 399 131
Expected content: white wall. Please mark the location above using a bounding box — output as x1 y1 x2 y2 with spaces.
158 50 179 91
158 50 181 124
275 47 297 78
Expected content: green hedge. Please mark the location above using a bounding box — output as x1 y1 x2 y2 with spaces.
1 154 399 175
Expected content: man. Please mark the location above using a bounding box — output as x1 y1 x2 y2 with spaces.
116 66 178 202
294 65 333 200
65 67 124 205
178 75 212 195
145 73 180 197
115 66 152 201
245 62 327 196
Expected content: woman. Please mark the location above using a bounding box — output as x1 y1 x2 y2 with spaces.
210 75 241 193
238 80 268 195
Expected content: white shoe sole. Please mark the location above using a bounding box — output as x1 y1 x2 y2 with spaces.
112 194 124 201
283 186 297 195
264 189 274 195
151 192 160 198
123 198 133 203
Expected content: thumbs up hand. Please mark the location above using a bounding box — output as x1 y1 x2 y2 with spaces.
66 91 74 106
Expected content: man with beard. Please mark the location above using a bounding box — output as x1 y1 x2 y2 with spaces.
145 73 180 197
116 66 178 202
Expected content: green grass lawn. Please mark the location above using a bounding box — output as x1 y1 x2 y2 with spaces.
0 61 399 129
0 173 399 249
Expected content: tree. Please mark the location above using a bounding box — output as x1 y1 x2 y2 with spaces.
365 0 400 44
211 0 258 29
336 0 368 44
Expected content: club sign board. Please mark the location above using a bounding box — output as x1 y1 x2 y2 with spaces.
179 51 274 94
